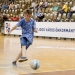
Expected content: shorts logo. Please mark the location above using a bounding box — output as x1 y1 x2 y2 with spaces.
5 23 10 32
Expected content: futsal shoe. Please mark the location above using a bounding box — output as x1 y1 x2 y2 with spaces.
18 57 28 62
12 61 17 66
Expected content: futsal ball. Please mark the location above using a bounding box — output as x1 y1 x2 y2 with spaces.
30 60 40 70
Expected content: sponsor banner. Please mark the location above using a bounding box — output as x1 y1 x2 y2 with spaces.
4 22 21 35
4 22 75 38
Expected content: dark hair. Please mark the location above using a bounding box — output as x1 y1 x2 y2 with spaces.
23 9 32 14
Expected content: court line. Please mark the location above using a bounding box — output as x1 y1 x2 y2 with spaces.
35 46 75 50
0 66 13 68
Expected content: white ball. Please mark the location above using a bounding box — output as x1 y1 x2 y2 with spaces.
30 60 40 70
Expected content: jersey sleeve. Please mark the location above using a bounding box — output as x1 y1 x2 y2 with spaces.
17 19 23 27
33 20 36 29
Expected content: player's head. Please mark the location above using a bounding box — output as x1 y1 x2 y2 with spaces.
23 9 32 22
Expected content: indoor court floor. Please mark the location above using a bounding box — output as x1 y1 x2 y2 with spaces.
0 35 75 75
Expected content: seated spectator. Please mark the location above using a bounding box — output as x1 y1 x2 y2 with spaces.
58 2 69 15
53 2 59 15
9 2 15 10
9 14 19 21
29 0 39 9
37 9 44 21
67 3 75 18
4 2 9 9
2 3 6 10
2 2 9 10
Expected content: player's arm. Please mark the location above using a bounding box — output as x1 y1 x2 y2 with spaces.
33 20 38 33
7 25 18 35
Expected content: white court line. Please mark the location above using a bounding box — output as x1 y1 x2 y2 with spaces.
0 66 13 68
35 46 75 50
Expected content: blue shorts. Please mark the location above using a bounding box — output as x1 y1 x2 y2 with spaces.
20 37 28 46
20 37 31 50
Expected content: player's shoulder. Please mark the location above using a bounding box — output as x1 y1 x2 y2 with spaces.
19 18 25 22
30 18 35 22
18 18 26 24
30 18 36 24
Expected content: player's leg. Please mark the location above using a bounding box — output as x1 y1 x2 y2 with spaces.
15 50 22 61
21 45 26 57
12 49 22 66
12 37 27 66
18 37 28 62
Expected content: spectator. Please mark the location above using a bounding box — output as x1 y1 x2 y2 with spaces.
29 0 39 9
1 2 9 10
67 3 75 18
37 9 44 21
4 2 9 9
9 2 15 10
53 2 59 15
9 14 19 21
2 3 5 10
58 2 69 15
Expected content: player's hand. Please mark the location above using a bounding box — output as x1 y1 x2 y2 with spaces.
35 30 38 33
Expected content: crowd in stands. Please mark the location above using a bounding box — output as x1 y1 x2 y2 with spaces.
0 0 75 24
